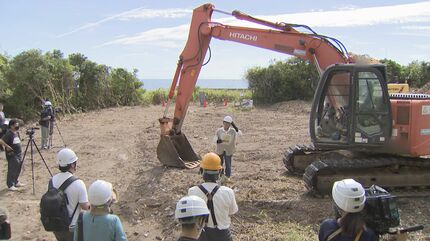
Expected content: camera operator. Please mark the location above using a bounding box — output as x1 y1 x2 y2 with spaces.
318 179 377 241
40 101 54 149
0 207 11 240
0 119 24 191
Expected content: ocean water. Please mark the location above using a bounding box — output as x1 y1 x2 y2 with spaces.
141 79 248 90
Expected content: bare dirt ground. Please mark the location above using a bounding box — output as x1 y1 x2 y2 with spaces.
0 101 429 241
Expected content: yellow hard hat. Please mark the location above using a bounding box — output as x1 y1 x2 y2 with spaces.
200 152 222 170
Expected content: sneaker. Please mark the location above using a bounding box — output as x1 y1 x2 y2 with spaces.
15 182 25 187
8 186 18 191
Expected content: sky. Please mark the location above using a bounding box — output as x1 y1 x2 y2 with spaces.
1 0 430 81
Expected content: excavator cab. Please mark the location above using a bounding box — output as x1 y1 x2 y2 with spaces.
310 64 392 151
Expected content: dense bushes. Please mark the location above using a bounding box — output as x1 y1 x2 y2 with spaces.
246 58 318 104
246 57 430 104
0 50 142 120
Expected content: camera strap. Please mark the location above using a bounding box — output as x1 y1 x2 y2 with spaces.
326 228 363 241
326 228 342 241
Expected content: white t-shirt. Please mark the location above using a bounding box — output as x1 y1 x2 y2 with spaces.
51 172 88 228
188 182 238 230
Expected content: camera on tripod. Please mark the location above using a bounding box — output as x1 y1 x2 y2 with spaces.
26 127 39 137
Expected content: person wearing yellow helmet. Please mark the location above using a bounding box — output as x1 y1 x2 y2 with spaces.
188 153 238 241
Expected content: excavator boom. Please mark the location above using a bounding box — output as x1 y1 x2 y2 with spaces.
157 3 351 168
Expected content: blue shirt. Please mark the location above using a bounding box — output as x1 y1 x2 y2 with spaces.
74 212 127 241
318 219 377 241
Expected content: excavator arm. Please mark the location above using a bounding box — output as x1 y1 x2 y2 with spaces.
157 3 351 168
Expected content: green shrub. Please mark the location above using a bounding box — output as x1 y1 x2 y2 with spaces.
246 58 318 104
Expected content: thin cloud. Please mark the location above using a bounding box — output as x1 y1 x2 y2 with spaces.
57 7 191 38
117 8 191 21
101 1 430 47
401 25 430 30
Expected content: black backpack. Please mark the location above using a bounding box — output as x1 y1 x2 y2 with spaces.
40 176 79 232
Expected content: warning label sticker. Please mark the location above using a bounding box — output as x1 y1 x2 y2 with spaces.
422 105 430 115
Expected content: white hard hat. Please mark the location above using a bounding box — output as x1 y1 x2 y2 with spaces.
223 115 233 123
175 195 209 222
57 148 78 167
88 180 114 206
44 101 52 106
332 179 366 213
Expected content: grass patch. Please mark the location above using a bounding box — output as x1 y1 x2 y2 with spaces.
140 87 252 105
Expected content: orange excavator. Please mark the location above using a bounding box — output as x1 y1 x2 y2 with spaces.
157 3 430 195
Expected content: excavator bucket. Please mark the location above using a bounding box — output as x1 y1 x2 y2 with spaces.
157 118 200 169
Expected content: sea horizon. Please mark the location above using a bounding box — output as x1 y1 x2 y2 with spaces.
141 78 249 90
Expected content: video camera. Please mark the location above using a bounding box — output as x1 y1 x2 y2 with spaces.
362 185 400 235
26 127 40 136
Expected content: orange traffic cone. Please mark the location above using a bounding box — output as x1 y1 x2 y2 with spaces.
204 100 207 107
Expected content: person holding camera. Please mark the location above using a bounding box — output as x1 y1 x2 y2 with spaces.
318 179 377 241
213 116 241 183
0 119 24 191
40 101 53 149
73 179 126 241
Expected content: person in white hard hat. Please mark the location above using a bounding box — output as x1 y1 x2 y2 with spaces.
213 115 242 183
175 195 210 241
51 148 89 241
318 179 377 241
73 180 126 241
40 100 53 149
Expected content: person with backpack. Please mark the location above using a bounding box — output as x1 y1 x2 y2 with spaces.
188 152 238 241
41 148 89 241
73 180 126 241
175 195 210 241
318 179 377 241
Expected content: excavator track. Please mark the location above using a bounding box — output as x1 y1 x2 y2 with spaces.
303 155 430 197
283 144 351 175
283 144 323 175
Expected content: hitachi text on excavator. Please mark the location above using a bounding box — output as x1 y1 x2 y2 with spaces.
157 3 430 196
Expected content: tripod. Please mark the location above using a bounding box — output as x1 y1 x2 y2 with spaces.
21 129 53 194
48 121 66 148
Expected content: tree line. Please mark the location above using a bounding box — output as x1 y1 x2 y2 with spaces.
1 49 429 120
0 49 143 120
246 56 430 104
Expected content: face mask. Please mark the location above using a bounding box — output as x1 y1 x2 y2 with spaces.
14 126 19 131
